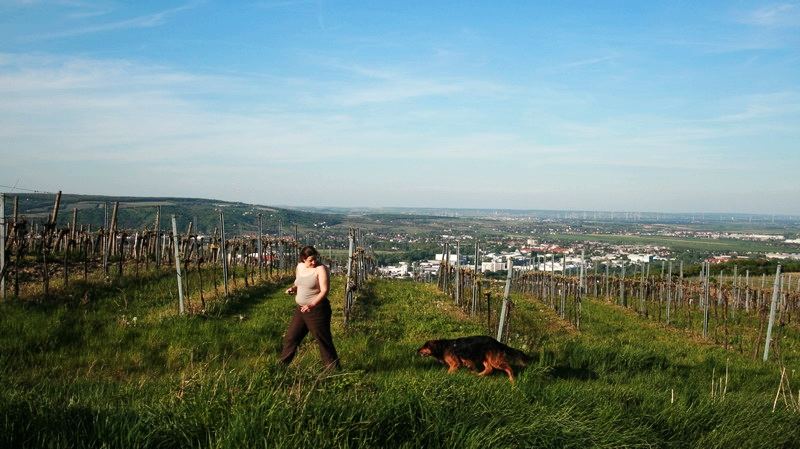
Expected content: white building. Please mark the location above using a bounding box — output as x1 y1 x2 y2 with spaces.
417 260 440 275
378 262 411 278
766 253 800 260
628 254 655 264
435 254 464 264
535 262 565 272
481 260 507 273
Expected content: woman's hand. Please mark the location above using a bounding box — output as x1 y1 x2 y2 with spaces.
285 286 297 295
299 303 314 313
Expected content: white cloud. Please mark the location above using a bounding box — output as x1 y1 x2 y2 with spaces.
22 1 200 41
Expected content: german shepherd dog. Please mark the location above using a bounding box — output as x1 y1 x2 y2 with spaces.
417 335 531 383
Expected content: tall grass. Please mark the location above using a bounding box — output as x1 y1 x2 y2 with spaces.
1 278 799 448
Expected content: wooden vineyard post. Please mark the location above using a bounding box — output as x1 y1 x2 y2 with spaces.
0 193 5 301
579 249 585 294
154 206 161 267
50 191 62 227
171 216 185 315
443 242 450 294
763 265 783 362
639 263 646 315
101 202 109 275
679 261 684 324
220 211 229 297
745 270 750 312
277 220 283 274
703 262 710 338
497 258 513 343
344 229 355 326
70 208 77 246
619 262 626 307
108 201 119 256
195 237 205 310
549 254 555 308
666 261 673 324
12 197 20 298
471 241 479 316
257 213 263 280
117 231 126 278
454 241 461 306
576 273 582 330
732 265 738 318
560 256 567 318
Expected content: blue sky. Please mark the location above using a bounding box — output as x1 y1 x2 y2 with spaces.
1 1 799 214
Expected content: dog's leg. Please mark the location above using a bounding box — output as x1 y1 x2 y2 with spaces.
445 355 460 374
478 364 494 376
497 361 515 384
461 359 477 372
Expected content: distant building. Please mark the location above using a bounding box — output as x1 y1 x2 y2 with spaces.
706 255 733 264
435 253 464 264
535 262 565 272
628 254 655 264
379 262 410 278
481 261 506 273
417 260 440 275
766 253 800 261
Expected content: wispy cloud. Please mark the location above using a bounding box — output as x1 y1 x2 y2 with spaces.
0 53 433 167
658 37 782 53
251 0 314 9
314 61 509 106
558 55 619 70
23 2 200 41
737 3 800 28
705 91 800 123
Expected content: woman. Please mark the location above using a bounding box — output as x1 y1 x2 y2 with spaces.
279 245 340 369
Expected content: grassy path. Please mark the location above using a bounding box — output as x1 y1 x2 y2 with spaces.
1 277 799 448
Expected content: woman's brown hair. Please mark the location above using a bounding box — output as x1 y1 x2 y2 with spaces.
299 245 320 262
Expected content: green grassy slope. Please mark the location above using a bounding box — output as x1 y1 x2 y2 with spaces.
1 278 798 448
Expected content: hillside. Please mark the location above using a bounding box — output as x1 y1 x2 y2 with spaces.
1 275 798 448
2 193 343 235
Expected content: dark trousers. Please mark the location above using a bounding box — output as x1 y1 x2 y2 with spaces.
279 299 340 369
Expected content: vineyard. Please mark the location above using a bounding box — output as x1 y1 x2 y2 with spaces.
2 193 800 448
434 244 800 366
0 192 330 311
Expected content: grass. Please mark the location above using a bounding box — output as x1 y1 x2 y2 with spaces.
2 276 799 448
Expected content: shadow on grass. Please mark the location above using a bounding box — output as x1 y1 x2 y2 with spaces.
345 282 379 324
212 278 291 318
7 269 178 312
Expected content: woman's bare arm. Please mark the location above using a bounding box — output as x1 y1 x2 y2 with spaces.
285 263 302 294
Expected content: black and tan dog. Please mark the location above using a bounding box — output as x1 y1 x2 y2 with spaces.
417 335 531 383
